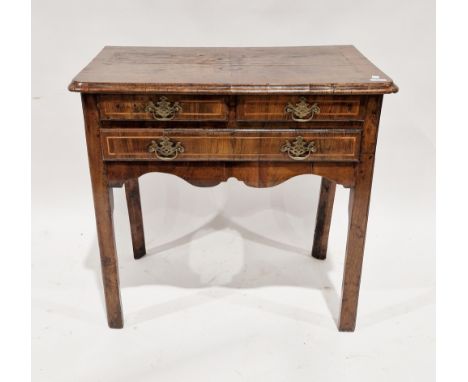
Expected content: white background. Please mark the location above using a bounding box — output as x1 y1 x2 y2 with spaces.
32 1 435 381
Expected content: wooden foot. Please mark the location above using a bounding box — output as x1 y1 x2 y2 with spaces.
125 178 147 259
312 178 336 260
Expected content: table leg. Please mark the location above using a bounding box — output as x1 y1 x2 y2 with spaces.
125 178 146 259
338 178 373 332
312 178 336 260
82 94 123 328
91 183 123 328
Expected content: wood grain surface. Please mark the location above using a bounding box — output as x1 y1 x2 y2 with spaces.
69 46 398 94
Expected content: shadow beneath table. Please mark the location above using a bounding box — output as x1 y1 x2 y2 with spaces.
85 210 341 328
82 175 434 330
82 175 348 329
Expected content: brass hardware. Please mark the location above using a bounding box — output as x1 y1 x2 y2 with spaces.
284 97 320 122
280 136 317 160
148 137 184 161
145 96 182 120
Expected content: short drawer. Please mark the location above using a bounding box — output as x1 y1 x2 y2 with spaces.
101 129 361 162
98 95 228 121
237 95 363 122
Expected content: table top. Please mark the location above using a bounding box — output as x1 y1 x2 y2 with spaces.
69 45 398 95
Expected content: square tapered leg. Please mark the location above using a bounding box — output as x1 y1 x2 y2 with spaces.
83 94 123 328
91 185 123 328
125 178 147 259
312 178 336 260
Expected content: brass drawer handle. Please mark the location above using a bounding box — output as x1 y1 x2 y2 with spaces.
281 136 317 160
145 96 182 120
284 97 320 122
148 137 184 161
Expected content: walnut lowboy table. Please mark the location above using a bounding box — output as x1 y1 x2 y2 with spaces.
69 46 398 331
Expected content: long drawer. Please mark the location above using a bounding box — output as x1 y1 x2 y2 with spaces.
100 128 361 162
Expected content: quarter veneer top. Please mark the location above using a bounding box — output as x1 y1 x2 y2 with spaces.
69 45 398 95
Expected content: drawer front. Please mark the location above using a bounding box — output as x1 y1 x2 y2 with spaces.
237 96 363 121
101 129 361 162
98 95 228 121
